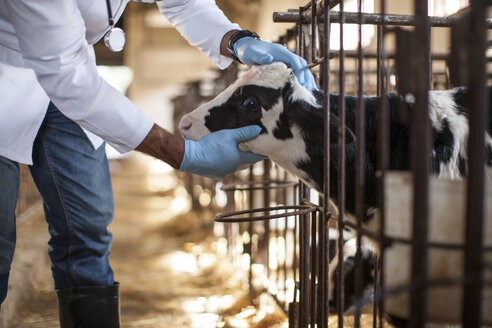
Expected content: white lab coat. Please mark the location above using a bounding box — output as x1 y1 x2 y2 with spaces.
0 0 239 164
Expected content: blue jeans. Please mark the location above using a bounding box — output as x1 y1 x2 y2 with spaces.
0 103 115 304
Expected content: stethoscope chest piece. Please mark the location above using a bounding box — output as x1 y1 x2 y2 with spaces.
104 0 125 52
104 27 126 52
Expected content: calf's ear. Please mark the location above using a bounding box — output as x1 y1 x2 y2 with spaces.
329 114 356 145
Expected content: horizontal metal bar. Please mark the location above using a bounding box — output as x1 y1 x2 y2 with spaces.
369 277 492 307
215 204 320 223
273 11 492 28
334 218 492 252
329 49 474 60
221 179 298 191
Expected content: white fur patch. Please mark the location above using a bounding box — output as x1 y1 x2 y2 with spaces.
287 73 321 108
428 89 469 180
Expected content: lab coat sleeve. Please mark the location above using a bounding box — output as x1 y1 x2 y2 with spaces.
4 0 154 154
156 0 240 69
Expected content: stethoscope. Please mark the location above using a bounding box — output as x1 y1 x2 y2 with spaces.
104 0 126 52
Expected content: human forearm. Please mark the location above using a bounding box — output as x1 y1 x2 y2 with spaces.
135 124 184 169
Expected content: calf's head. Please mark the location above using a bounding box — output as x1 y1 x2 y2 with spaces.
179 62 353 188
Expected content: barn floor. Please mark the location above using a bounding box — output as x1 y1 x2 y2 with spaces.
5 153 396 328
5 153 288 328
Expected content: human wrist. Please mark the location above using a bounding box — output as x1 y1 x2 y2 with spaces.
220 29 240 59
135 124 184 169
221 29 260 63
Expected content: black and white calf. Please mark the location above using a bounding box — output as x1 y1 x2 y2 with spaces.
179 62 492 220
179 62 492 321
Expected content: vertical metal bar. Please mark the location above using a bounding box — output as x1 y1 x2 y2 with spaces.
248 167 255 303
372 257 379 328
300 182 311 328
298 6 304 60
410 0 431 326
292 20 302 321
291 15 303 325
293 206 299 317
305 214 311 328
322 0 332 326
263 160 271 277
283 173 289 306
376 0 388 327
462 0 487 326
309 2 319 326
376 24 383 98
299 8 312 325
311 0 317 64
299 207 306 328
317 212 324 327
337 1 346 327
311 212 318 327
354 0 366 327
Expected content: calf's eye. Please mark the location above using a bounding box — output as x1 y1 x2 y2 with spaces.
242 98 259 111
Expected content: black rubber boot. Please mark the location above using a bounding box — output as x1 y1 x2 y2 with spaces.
56 282 120 328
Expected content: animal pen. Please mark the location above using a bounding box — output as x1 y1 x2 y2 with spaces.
173 0 492 327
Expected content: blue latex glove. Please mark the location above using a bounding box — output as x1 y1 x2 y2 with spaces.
234 37 318 92
179 125 265 178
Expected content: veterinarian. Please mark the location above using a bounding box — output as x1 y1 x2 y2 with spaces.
0 0 316 326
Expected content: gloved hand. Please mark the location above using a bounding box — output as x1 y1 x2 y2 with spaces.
179 125 266 178
234 37 318 92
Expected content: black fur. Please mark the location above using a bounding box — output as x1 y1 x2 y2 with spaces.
204 85 281 134
452 86 492 133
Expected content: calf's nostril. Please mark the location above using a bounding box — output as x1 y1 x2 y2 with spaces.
179 121 192 133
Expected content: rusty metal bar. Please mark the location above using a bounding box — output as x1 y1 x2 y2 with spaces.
311 0 317 64
330 49 486 60
283 169 290 309
462 0 488 326
299 185 310 328
272 166 280 307
248 168 255 303
299 208 306 328
273 10 492 28
321 0 332 326
221 180 298 192
310 212 317 326
372 256 379 328
299 7 312 325
298 6 304 60
336 2 346 327
215 205 319 223
292 189 299 325
263 161 271 278
409 0 431 326
376 1 388 327
338 216 492 250
316 213 324 327
354 0 366 327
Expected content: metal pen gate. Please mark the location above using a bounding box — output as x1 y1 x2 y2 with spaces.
173 1 491 326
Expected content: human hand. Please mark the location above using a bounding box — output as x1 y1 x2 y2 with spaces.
179 125 266 178
234 37 318 92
